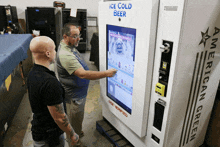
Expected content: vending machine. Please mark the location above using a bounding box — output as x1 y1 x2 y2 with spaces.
99 0 159 138
99 0 220 147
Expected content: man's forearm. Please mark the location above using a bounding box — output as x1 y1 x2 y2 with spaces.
74 67 116 80
55 114 76 138
82 70 107 80
53 104 78 141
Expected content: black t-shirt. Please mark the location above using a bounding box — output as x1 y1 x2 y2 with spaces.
27 64 66 140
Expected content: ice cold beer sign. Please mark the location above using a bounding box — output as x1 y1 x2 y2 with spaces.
109 2 132 17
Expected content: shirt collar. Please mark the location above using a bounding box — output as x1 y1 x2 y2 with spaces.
60 40 76 52
33 63 55 76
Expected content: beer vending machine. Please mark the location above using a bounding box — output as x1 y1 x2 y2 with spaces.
99 0 220 147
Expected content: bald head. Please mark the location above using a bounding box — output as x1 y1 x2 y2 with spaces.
30 36 55 53
30 36 56 65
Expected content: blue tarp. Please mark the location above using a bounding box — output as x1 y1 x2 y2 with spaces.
0 34 33 86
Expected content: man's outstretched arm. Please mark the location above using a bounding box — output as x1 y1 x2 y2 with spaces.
74 67 117 80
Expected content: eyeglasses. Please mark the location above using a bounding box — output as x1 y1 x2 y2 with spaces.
68 34 81 39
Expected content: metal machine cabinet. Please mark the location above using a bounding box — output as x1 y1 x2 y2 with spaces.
90 33 99 70
76 9 87 53
26 7 64 51
26 7 57 47
0 5 18 33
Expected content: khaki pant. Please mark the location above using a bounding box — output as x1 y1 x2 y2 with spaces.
66 98 86 147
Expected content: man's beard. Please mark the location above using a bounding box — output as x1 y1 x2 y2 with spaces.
68 41 79 47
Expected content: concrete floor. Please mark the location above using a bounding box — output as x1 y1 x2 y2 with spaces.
3 51 114 147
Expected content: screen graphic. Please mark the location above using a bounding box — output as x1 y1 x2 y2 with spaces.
107 24 136 114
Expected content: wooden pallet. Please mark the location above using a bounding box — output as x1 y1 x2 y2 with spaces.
96 119 134 147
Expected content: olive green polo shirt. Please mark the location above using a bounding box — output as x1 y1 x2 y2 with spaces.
58 41 82 75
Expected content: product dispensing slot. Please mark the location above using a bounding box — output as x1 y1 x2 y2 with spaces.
152 134 160 144
155 40 173 97
153 99 166 131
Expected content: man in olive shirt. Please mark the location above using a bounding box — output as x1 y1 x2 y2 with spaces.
27 36 79 147
56 23 117 146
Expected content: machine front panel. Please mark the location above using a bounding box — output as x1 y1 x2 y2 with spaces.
99 0 158 137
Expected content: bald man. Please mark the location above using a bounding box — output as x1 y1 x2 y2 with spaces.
27 36 79 147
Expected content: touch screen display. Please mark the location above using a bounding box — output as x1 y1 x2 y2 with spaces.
107 24 136 114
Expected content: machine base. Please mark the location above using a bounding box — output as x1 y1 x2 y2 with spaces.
96 118 133 147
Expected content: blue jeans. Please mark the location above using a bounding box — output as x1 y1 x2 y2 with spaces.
34 133 65 147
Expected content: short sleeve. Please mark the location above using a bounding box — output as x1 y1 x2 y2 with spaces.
59 51 82 75
42 78 64 106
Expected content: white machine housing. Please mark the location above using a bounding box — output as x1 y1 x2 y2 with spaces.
99 0 159 137
99 0 220 147
147 0 220 147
